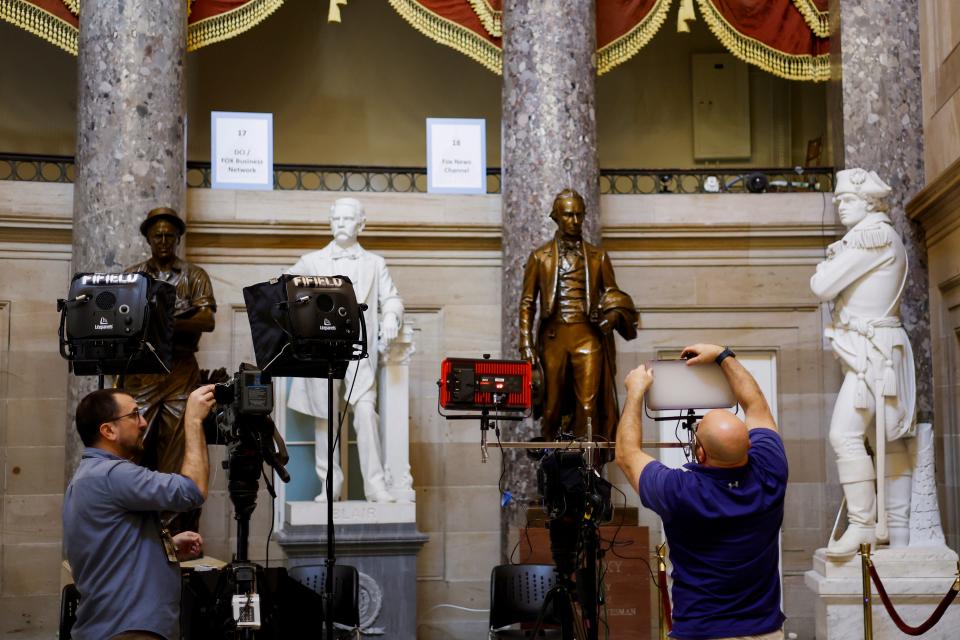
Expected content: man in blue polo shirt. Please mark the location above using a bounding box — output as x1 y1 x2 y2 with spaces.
63 384 215 640
615 343 788 640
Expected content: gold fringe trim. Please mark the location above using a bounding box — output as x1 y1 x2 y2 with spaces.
64 1 193 20
597 0 673 75
388 0 502 74
64 1 192 18
0 0 78 55
187 0 284 51
792 0 829 38
467 0 500 37
694 0 829 82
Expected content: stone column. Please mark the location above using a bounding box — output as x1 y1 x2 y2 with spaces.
500 0 600 551
831 0 932 421
66 1 187 478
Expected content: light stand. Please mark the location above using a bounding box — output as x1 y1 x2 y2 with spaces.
324 362 337 640
241 274 369 638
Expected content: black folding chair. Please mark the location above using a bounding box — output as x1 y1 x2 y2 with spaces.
287 563 360 638
59 583 80 639
489 564 562 638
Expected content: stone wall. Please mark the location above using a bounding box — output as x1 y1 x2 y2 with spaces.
1 180 840 638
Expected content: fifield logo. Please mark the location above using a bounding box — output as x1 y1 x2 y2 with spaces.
292 276 343 288
80 273 139 285
94 316 114 331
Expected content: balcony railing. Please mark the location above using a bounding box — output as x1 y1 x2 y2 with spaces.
0 153 833 195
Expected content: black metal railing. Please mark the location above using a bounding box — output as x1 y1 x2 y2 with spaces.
1 153 833 194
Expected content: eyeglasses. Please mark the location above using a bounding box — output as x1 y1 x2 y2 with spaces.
109 407 144 422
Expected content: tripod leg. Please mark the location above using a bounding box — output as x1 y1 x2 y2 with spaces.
568 599 589 640
529 587 557 638
531 585 583 640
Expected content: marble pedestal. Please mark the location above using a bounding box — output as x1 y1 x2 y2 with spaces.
278 502 427 638
805 547 960 639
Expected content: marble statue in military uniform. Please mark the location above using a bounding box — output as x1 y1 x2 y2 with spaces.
811 169 915 557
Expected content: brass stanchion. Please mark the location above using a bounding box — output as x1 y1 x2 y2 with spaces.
860 543 873 640
657 543 668 640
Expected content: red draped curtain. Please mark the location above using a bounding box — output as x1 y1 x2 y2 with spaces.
388 0 829 81
0 0 285 55
4 0 830 81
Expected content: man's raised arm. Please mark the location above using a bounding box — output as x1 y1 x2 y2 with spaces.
615 365 657 492
680 343 778 432
180 384 215 498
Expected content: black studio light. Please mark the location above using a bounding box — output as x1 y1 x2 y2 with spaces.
58 272 175 378
242 274 367 378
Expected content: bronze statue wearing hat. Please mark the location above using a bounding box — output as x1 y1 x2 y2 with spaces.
122 207 216 534
519 189 638 441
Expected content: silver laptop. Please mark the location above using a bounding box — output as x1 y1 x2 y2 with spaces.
645 359 736 411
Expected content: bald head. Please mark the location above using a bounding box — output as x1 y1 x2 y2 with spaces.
696 409 751 467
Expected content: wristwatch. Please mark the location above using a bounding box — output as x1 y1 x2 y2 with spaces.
715 347 736 365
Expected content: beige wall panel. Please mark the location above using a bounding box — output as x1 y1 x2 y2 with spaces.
0 542 60 597
417 531 444 579
442 443 500 488
0 593 60 636
924 101 960 181
416 486 444 535
920 1 960 182
4 397 66 447
443 531 500 582
2 494 63 546
442 487 499 534
410 442 442 487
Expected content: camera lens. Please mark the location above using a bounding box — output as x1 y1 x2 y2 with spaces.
315 293 334 312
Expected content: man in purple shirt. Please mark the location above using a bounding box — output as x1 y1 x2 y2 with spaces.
63 384 215 640
615 343 788 640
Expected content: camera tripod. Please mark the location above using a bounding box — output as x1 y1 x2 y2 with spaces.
527 439 608 640
527 514 601 640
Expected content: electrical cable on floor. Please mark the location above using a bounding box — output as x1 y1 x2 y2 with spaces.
426 603 489 613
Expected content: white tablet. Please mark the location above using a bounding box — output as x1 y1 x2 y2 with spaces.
645 359 736 411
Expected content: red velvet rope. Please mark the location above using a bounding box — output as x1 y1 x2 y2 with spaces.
658 566 672 632
867 563 959 636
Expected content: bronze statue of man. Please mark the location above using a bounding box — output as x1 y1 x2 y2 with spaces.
519 189 637 440
122 207 216 533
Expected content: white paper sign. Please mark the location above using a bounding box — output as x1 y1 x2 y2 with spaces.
426 118 486 194
211 111 273 190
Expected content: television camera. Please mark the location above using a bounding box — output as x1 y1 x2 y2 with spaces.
195 363 292 638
